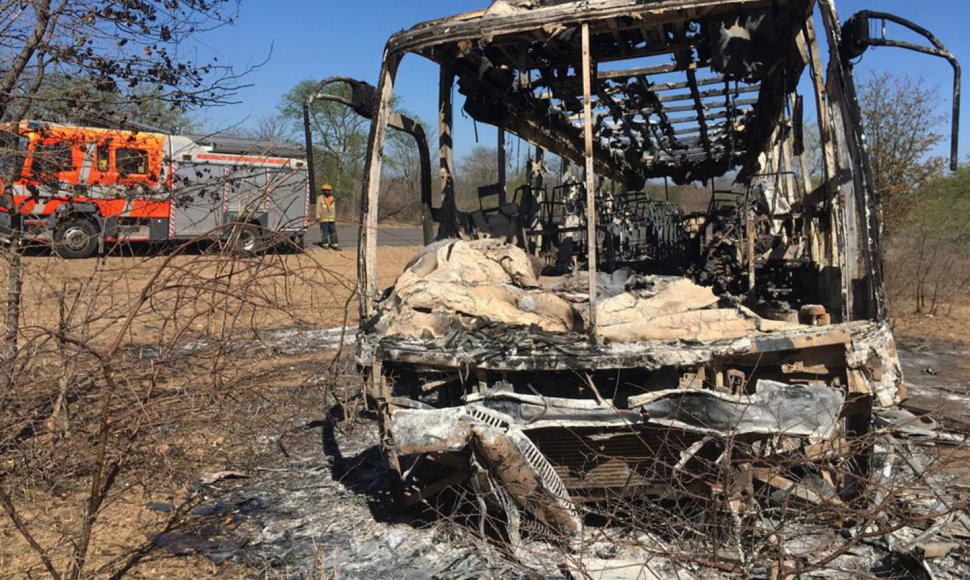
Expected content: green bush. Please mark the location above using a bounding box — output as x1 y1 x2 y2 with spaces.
885 166 970 315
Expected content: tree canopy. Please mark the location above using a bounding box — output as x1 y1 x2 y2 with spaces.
857 71 946 226
0 1 246 131
276 79 431 221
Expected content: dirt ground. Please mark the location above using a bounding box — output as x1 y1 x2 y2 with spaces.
892 297 970 346
0 348 345 579
1 243 421 346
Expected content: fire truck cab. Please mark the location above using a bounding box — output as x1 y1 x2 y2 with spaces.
0 121 310 258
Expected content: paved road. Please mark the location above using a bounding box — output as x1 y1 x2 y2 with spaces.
898 341 970 430
304 224 426 248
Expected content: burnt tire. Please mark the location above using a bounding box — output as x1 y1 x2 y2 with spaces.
53 217 99 259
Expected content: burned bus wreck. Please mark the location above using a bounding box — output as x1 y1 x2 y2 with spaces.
352 0 961 546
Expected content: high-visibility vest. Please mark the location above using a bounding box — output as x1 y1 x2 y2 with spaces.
316 195 336 223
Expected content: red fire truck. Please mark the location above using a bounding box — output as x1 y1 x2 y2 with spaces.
0 121 311 258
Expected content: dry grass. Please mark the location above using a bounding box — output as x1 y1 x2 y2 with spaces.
1 244 420 343
892 297 970 346
0 242 419 579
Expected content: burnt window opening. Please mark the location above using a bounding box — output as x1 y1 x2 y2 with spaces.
116 148 150 177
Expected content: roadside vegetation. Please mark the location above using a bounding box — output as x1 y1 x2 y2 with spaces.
887 166 970 343
853 72 970 344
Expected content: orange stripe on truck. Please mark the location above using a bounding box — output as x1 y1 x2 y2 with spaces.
195 153 289 166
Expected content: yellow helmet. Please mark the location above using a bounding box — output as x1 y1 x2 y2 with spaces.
320 183 332 191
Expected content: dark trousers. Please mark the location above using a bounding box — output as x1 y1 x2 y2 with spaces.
319 221 339 247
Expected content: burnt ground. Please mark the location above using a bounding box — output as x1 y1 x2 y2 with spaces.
122 326 532 580
144 388 683 580
152 408 524 580
132 338 970 580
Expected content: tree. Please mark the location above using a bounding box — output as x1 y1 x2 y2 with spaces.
213 113 296 143
0 2 244 129
381 107 436 223
455 144 534 211
278 81 371 219
857 71 946 227
277 80 428 222
251 112 295 143
886 165 970 314
24 75 197 133
0 2 248 578
456 145 501 210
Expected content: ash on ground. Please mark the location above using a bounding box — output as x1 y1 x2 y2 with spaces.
151 408 530 579
149 345 970 579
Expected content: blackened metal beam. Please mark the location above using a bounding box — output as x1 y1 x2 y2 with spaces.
686 67 712 157
652 75 729 91
582 23 599 337
597 63 680 81
659 84 760 103
438 64 459 239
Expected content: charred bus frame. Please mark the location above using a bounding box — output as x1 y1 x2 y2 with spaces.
350 0 961 544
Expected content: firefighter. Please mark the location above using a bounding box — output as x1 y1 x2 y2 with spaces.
316 183 339 249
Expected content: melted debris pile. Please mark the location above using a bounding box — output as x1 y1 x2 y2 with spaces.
372 239 797 344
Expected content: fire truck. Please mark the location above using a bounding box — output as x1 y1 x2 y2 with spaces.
0 121 311 258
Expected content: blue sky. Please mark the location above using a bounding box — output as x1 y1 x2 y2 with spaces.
193 0 969 164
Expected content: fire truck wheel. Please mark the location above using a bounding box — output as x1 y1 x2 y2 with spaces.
53 218 100 259
226 223 262 255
